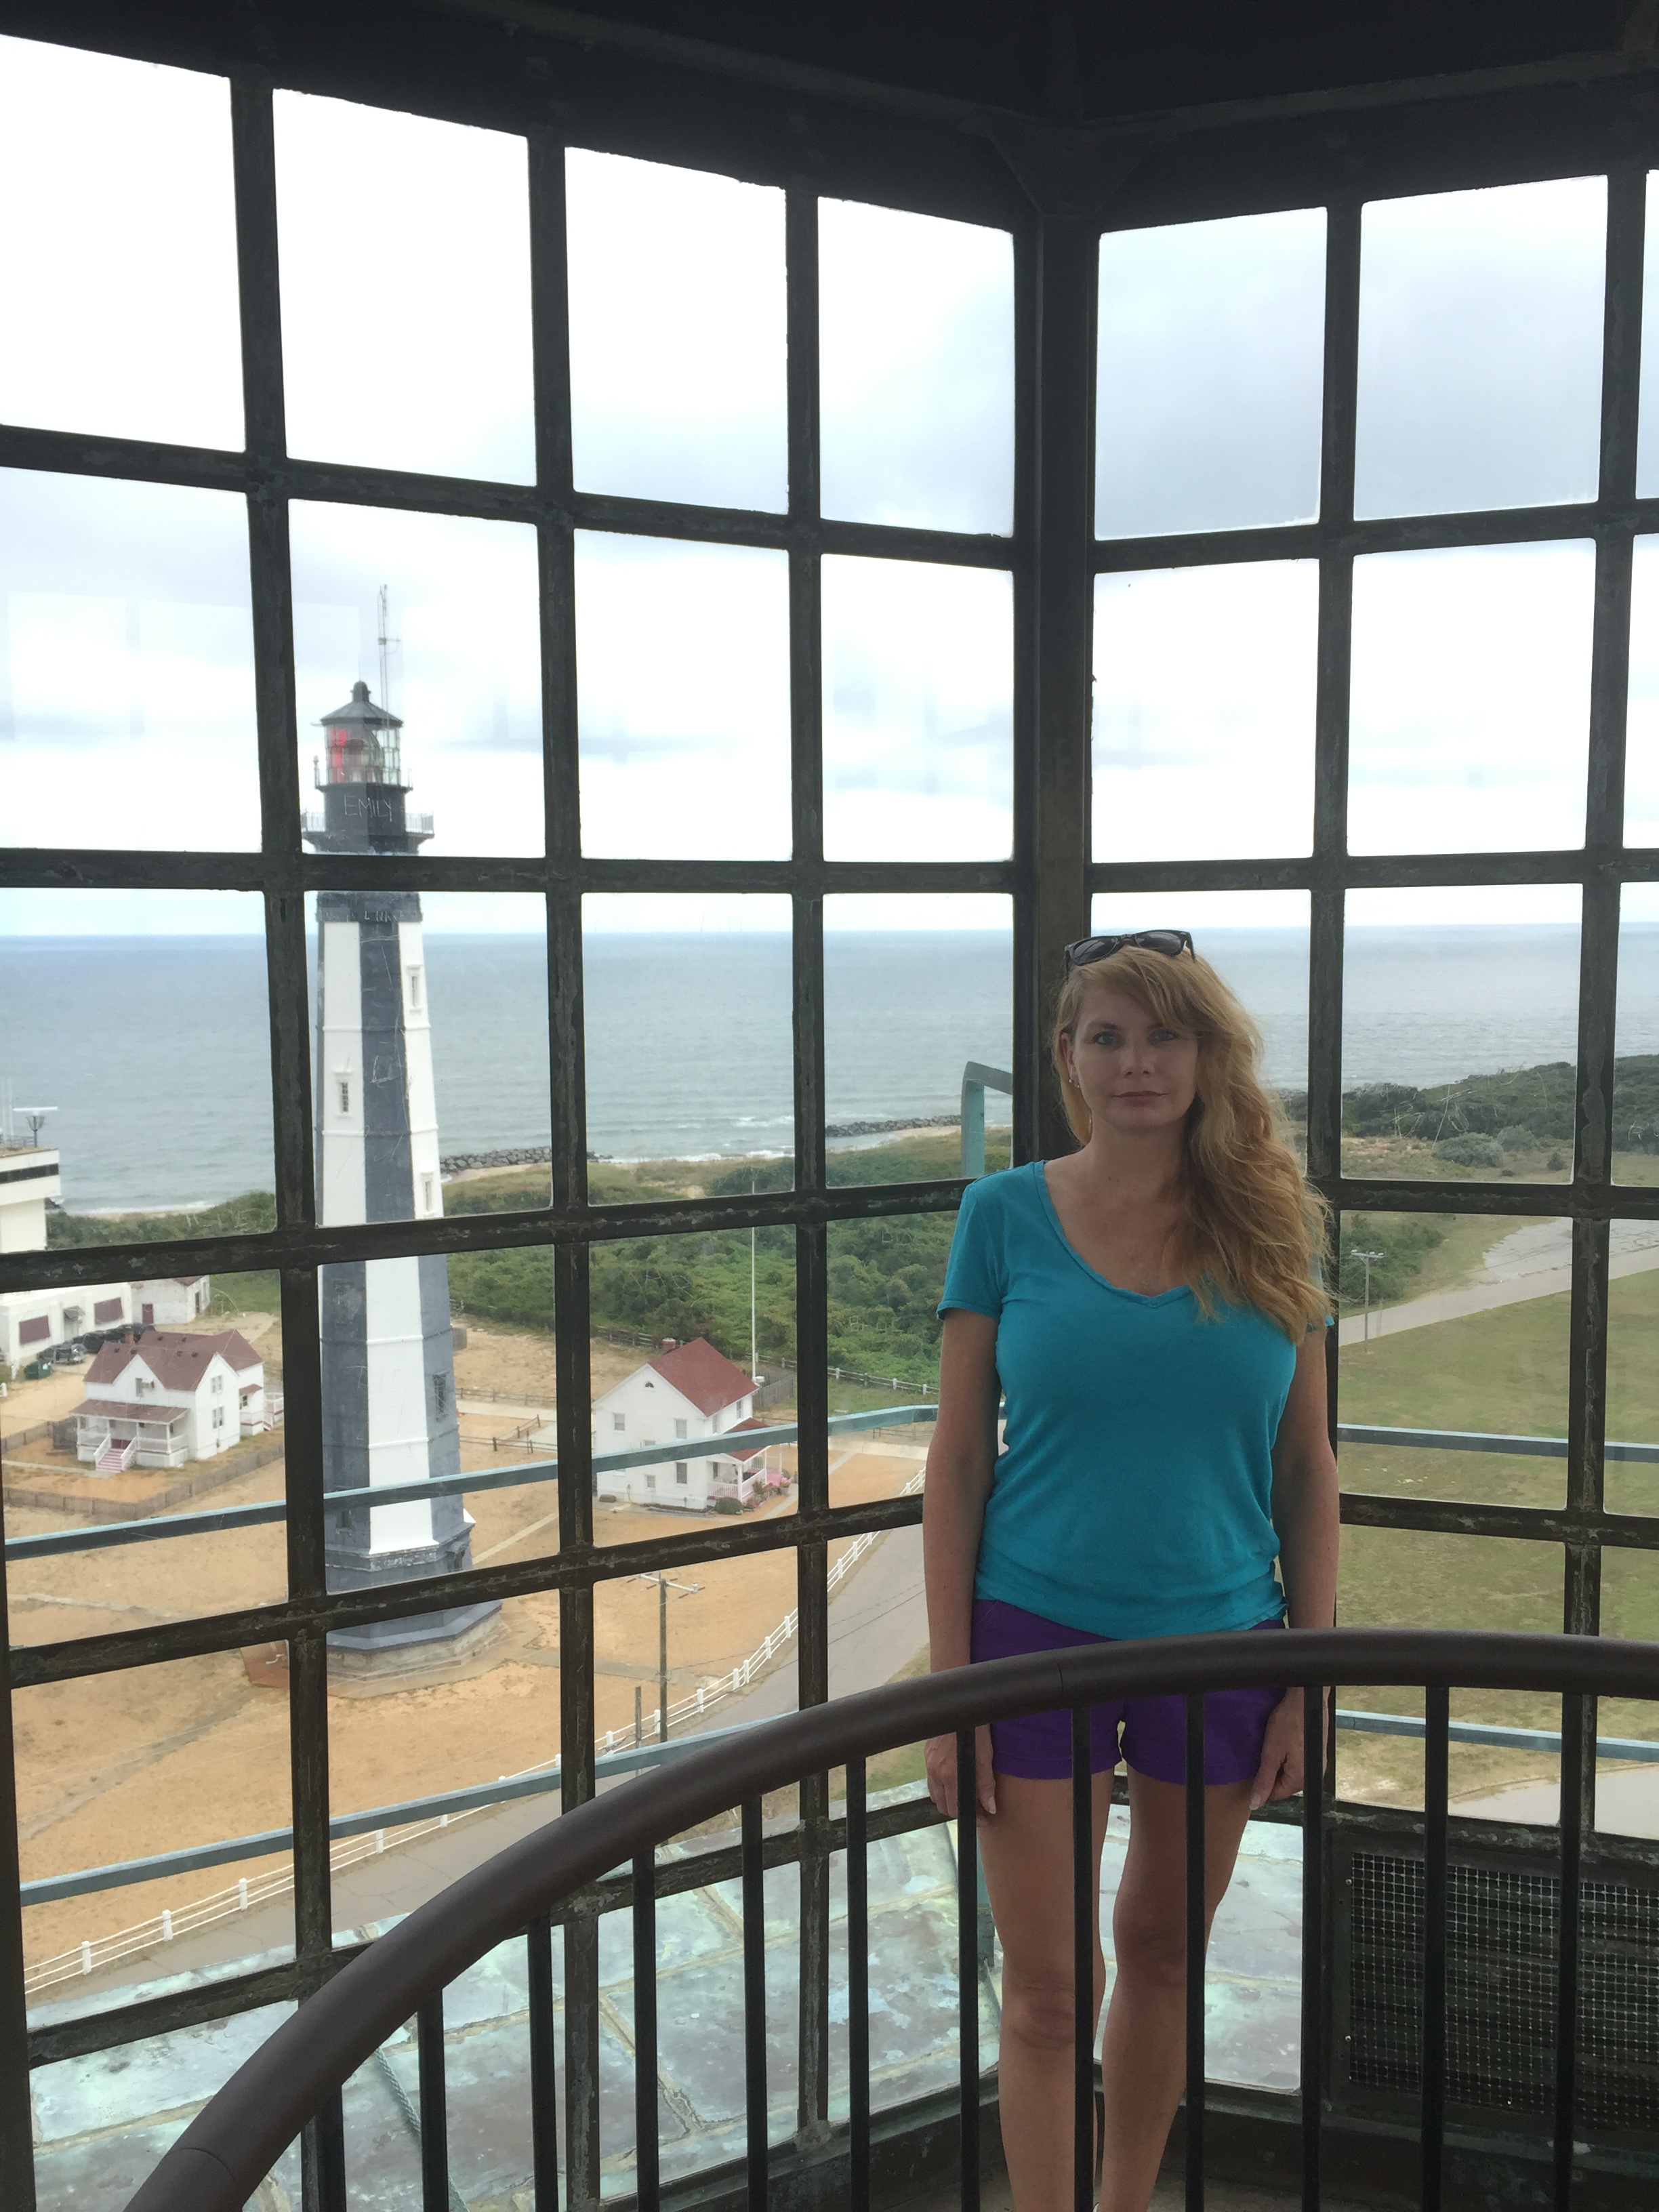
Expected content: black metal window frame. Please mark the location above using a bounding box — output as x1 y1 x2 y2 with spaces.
6 12 1659 2209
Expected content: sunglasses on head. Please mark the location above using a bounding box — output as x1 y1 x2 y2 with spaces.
1063 929 1195 969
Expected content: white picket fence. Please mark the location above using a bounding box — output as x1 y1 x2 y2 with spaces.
25 1470 925 1999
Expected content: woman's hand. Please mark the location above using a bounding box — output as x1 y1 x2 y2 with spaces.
1249 1686 1330 1811
925 1725 997 1820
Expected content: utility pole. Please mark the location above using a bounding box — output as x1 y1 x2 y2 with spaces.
1353 1250 1384 1348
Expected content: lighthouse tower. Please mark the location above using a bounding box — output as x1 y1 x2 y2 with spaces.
304 681 497 1666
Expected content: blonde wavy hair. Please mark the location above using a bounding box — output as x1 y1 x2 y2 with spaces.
1051 944 1329 1340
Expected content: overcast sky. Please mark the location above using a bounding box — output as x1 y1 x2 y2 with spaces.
0 37 1643 939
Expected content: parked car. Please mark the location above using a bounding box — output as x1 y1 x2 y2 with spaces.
53 1340 86 1364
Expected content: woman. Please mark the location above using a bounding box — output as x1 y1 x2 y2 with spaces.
922 930 1338 2212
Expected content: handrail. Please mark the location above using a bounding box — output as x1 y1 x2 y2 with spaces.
123 1626 1659 2212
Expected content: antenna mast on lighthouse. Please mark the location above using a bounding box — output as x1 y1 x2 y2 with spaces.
376 583 399 720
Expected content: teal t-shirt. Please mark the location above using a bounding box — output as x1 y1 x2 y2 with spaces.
938 1160 1296 1640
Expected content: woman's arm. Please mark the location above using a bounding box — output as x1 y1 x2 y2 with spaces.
922 1308 1002 1816
1251 1324 1341 1807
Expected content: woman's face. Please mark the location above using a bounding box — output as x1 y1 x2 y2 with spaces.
1065 983 1201 1138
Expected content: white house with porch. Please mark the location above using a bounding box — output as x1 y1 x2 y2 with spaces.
73 1329 268 1472
0 1146 133 1368
592 1337 775 1511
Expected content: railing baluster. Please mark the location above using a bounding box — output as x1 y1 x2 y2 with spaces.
847 1756 871 2212
1184 1692 1205 2212
633 1851 660 2212
956 1725 980 2212
416 1996 451 2212
527 1915 560 2212
1071 1704 1093 2212
1300 1687 1325 2212
1555 1694 1586 2212
1422 1687 1449 2212
743 1799 769 2212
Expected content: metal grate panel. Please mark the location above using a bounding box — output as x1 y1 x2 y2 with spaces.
1350 1851 1659 2131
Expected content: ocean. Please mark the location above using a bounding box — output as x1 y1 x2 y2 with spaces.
2 925 1656 1214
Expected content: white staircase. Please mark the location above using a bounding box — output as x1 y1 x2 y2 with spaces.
95 1437 138 1473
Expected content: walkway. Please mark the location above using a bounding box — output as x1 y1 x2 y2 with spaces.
1336 1216 1659 1349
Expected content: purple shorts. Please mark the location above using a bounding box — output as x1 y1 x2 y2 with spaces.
970 1597 1286 1787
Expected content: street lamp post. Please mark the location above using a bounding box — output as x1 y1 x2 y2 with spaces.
1353 1250 1385 1348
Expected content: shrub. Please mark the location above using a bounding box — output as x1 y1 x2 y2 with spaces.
1495 1126 1536 1153
1433 1134 1504 1168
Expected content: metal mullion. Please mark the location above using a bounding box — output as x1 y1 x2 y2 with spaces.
529 125 582 1237
1029 214 1096 1162
1009 203 1041 1166
1307 196 1361 1208
10 1489 939 1687
1339 1494 1584 1542
786 176 833 2140
554 1231 598 2212
0 1177 990 1297
232 63 314 1250
0 1561 35 2212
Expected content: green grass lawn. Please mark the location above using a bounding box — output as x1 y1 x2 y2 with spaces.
1332 1266 1659 1806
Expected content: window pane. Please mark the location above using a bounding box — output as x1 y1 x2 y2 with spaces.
1634 174 1659 497
1596 1553 1659 1837
576 534 791 857
1 469 261 850
825 895 1012 1189
291 502 544 857
1337 1211 1569 1512
33 2007 298 2204
325 1595 555 1931
1348 543 1594 855
0 38 242 450
825 1208 953 1507
1620 536 1659 846
567 150 787 512
1605 1267 1659 1517
819 200 1013 534
584 896 793 1186
590 1233 794 1545
1095 208 1325 539
308 890 550 1218
274 94 533 481
18 1654 293 2017
822 557 1012 861
1088 891 1310 1119
1354 177 1605 520
5 1269 285 1643
0 889 274 1237
1343 885 1580 1185
1092 561 1317 861
1336 1530 1563 1822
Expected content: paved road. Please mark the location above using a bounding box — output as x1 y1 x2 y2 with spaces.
1454 1765 1659 1837
1336 1221 1659 1349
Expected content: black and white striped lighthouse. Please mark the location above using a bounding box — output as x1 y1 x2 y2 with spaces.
304 681 497 1667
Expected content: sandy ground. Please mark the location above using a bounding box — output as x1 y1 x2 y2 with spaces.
10 1404 922 1972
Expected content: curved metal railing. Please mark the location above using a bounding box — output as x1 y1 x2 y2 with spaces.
121 1629 1659 2212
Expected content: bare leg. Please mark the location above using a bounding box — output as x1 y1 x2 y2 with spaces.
1097 1771 1254 2212
977 1771 1113 2212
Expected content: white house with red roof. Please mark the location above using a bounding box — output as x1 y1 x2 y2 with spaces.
72 1328 269 1473
591 1336 773 1511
